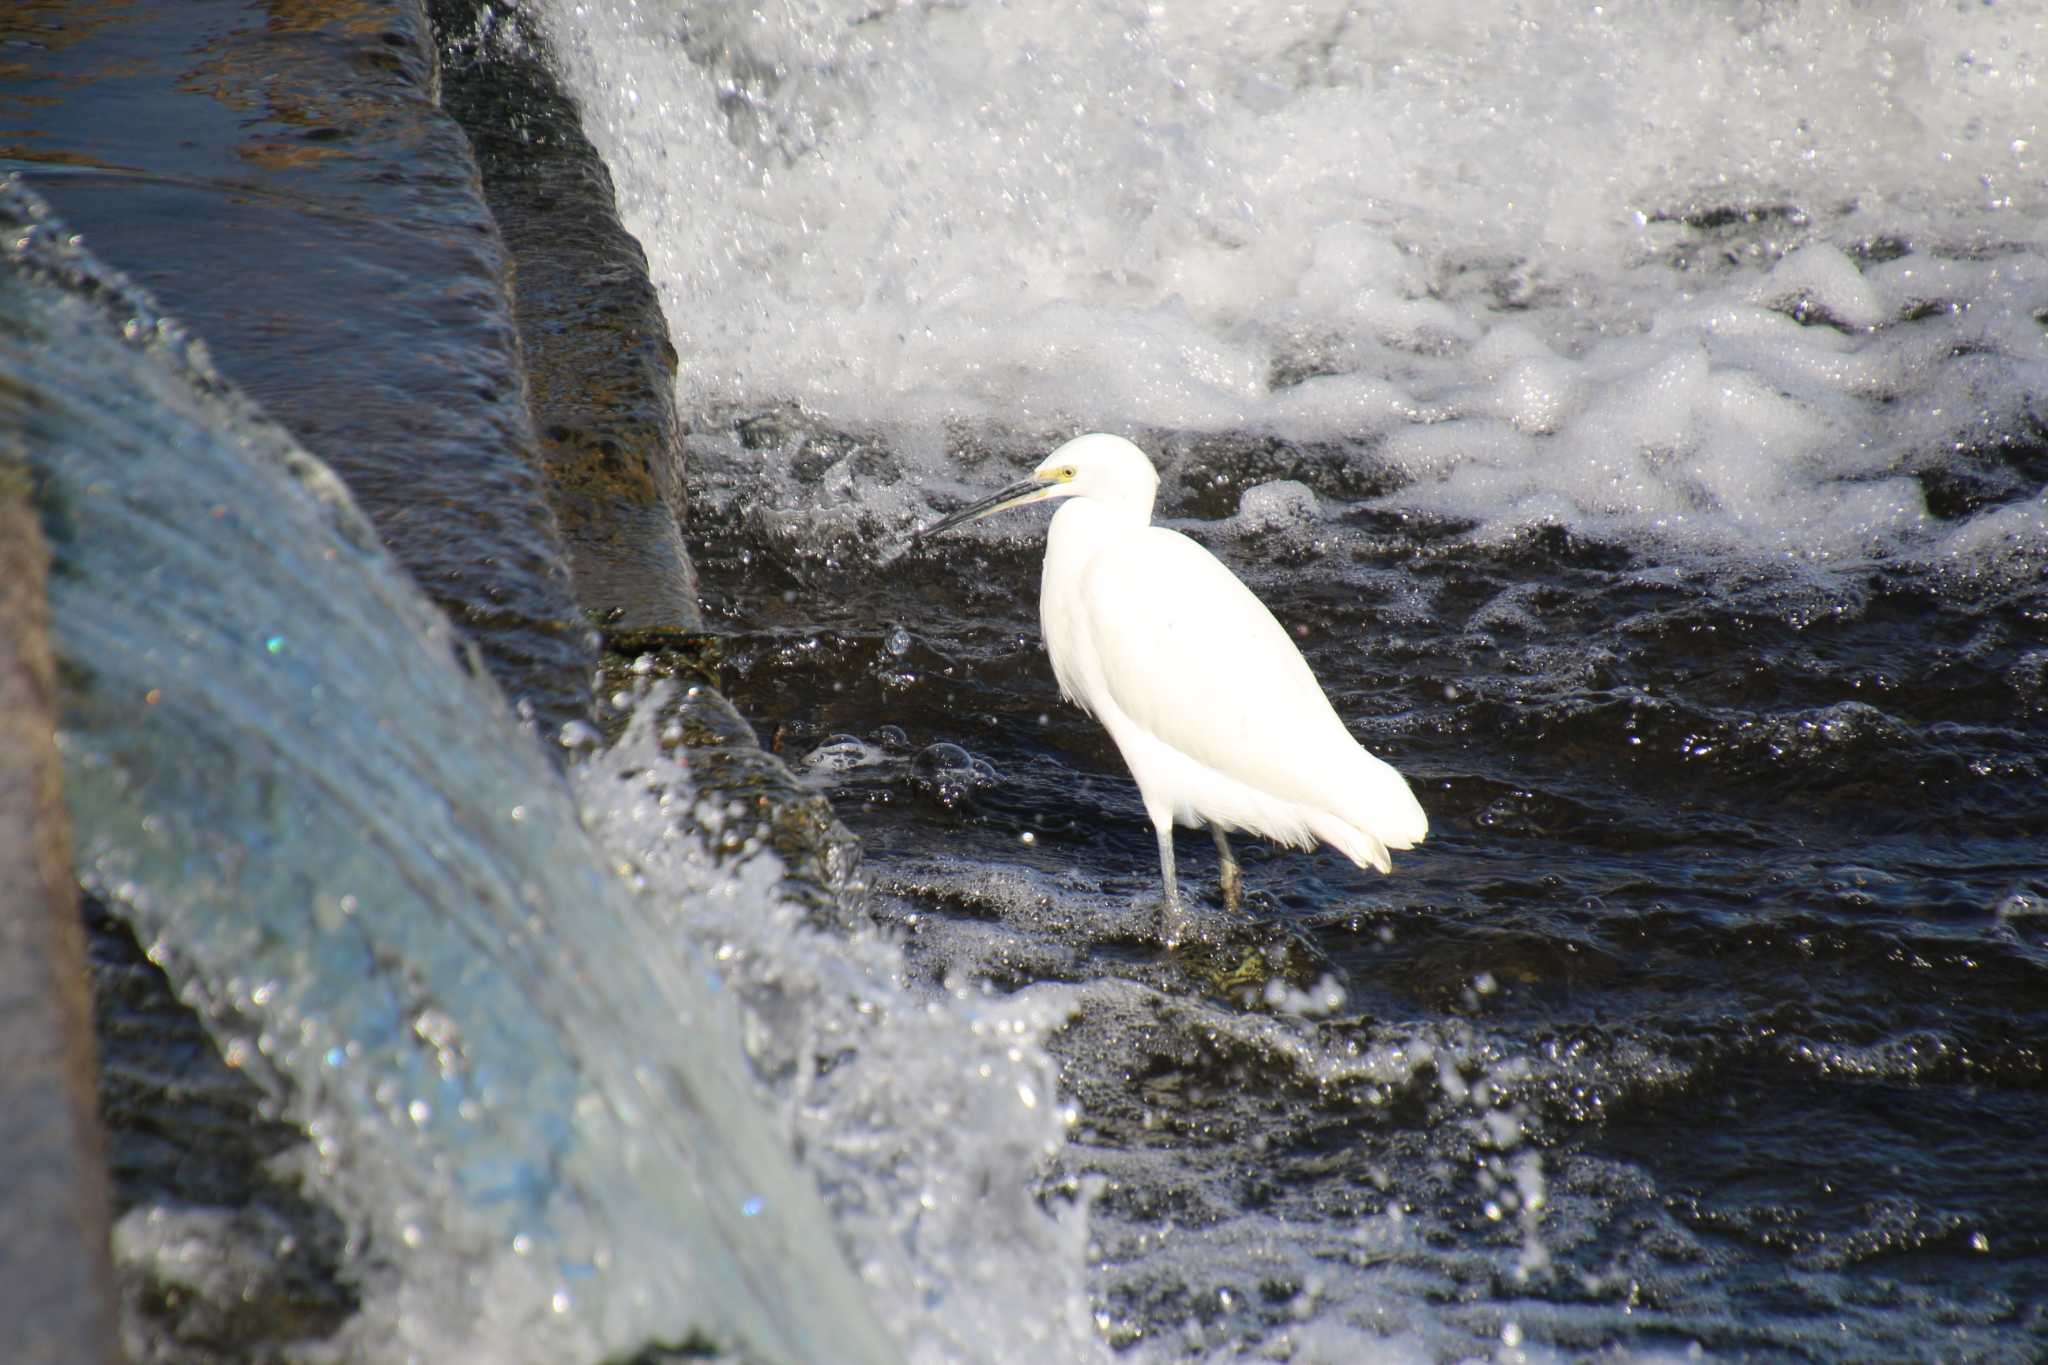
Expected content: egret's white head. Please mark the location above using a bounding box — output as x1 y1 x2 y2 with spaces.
916 432 1160 541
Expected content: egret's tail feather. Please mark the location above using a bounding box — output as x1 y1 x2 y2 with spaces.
1305 812 1394 875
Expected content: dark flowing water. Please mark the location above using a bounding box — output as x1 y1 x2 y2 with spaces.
12 0 2047 1357
688 426 2048 1361
535 0 2048 1348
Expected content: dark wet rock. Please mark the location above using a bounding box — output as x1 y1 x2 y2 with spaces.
432 0 702 629
85 900 357 1360
599 637 868 926
431 3 864 917
2 0 596 737
0 466 121 1365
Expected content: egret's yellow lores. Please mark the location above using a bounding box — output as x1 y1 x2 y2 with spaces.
916 433 1427 935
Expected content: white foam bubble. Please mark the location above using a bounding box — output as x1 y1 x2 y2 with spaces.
1231 479 1321 535
1751 243 1887 331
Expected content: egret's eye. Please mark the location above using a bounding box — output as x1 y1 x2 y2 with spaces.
1057 466 1077 481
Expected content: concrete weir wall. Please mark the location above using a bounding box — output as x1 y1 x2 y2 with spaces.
5 0 603 736
432 0 704 629
1 0 823 1357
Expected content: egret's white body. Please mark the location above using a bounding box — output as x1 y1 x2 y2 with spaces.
918 433 1427 930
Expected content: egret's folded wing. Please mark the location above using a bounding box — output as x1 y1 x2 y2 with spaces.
1079 527 1406 818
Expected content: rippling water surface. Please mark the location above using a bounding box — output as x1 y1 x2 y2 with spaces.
538 0 2048 1358
20 0 2047 1359
686 467 2045 1360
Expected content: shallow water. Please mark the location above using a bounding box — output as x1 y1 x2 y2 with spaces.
15 0 2048 1359
689 468 2047 1360
543 0 2048 1358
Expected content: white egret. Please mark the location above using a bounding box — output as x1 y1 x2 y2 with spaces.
915 433 1427 937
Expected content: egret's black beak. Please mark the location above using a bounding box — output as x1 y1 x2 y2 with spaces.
912 474 1060 542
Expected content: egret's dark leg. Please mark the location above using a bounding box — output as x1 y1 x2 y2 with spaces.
1212 826 1243 912
1153 818 1192 946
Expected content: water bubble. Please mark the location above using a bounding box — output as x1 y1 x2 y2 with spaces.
909 741 998 808
885 626 911 656
803 735 875 774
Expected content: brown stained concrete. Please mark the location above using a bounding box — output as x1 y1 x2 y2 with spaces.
433 0 703 629
0 7 865 1349
1 0 597 736
0 468 121 1365
429 4 865 913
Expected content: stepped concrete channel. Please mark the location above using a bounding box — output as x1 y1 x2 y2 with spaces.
2 1 864 1357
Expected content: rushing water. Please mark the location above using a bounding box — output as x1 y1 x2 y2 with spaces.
6 180 910 1364
533 1 2048 1360
15 0 2048 1358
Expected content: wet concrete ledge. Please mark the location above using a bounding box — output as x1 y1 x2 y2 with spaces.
4 0 598 737
2 2 865 1357
6 0 860 930
424 0 865 914
431 0 702 630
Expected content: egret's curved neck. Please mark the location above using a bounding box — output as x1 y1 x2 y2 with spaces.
1041 496 1128 603
1047 493 1142 557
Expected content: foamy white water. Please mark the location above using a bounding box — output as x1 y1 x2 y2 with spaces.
539 0 2047 564
517 4 2048 1359
575 687 1109 1364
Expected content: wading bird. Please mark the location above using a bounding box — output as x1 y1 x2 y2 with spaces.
915 433 1426 939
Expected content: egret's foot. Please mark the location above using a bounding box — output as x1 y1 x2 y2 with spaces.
1155 894 1198 949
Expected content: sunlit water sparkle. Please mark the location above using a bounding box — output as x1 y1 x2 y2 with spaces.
533 1 2048 1359
25 0 2048 1358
